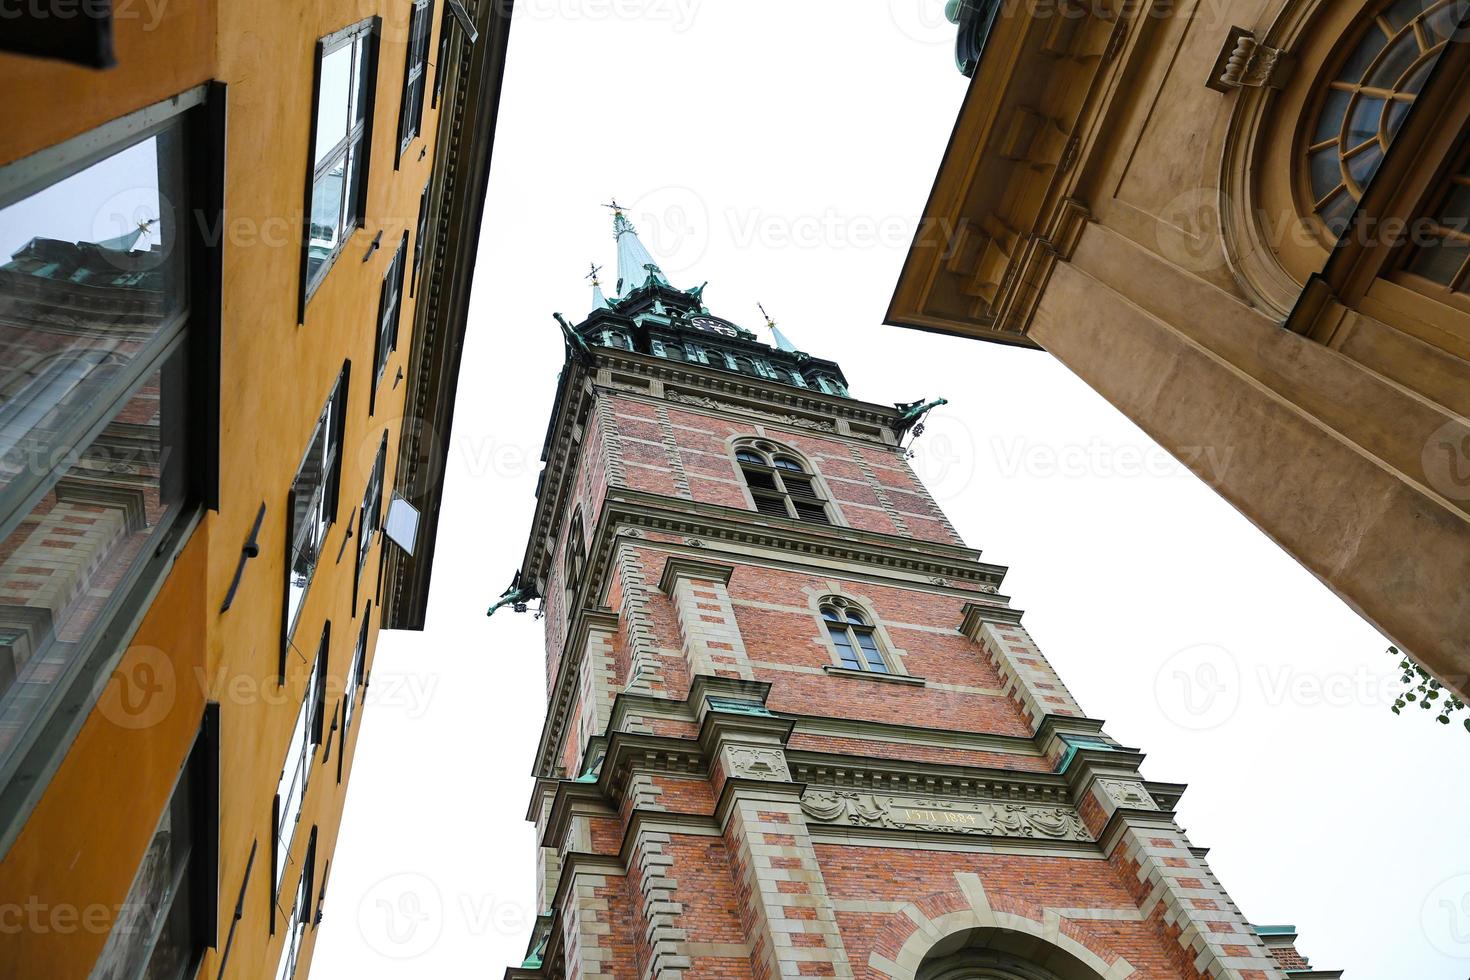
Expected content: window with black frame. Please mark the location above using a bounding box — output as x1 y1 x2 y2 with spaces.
358 434 387 583
412 179 431 296
274 627 327 902
93 704 219 978
373 235 408 404
339 606 369 783
286 370 348 647
398 0 435 160
274 826 316 980
734 442 833 525
0 89 218 815
304 20 377 307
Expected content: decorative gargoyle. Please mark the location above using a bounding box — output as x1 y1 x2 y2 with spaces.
553 312 594 365
487 572 540 617
894 397 948 437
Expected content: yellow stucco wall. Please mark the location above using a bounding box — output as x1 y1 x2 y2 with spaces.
0 0 446 974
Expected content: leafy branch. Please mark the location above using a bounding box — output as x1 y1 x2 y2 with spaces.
1389 645 1468 731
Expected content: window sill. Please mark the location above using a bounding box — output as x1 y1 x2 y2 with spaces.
822 665 925 687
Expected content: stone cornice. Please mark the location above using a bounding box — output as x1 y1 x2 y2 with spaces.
590 489 1008 596
656 555 736 595
787 751 1075 806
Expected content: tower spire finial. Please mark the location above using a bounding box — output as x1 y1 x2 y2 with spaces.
587 261 609 311
605 198 670 296
759 302 799 353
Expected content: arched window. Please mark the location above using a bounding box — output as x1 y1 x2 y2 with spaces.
1299 0 1457 237
734 441 832 525
563 510 586 613
820 597 888 673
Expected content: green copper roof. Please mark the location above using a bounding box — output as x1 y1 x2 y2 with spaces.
612 208 669 295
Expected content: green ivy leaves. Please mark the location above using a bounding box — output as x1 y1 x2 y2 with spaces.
1389 645 1468 732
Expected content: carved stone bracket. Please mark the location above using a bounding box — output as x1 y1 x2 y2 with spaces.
723 744 792 782
1097 778 1159 811
799 790 1091 842
1208 27 1290 92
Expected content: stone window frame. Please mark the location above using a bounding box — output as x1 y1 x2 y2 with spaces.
1295 0 1455 243
1224 0 1466 316
805 586 919 685
563 507 587 616
728 436 845 528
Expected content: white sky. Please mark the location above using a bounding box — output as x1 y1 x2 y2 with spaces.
313 4 1470 978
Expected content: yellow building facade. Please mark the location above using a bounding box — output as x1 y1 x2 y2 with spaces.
0 1 512 976
891 0 1470 699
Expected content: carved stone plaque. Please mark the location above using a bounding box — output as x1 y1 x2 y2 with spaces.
1098 779 1158 811
723 745 791 782
799 791 1091 842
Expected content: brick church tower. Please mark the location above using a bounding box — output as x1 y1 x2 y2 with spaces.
498 208 1337 980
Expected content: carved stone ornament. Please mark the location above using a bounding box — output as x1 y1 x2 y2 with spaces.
1098 779 1159 811
1210 28 1287 92
666 391 838 434
682 537 705 548
724 745 791 782
618 526 643 538
799 791 1091 842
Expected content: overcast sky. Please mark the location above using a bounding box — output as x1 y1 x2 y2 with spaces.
313 4 1470 978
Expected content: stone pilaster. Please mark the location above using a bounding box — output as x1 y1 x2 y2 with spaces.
631 828 693 979
559 870 614 980
574 616 619 753
964 614 1084 728
659 558 754 682
725 791 854 980
614 540 663 697
1079 766 1287 980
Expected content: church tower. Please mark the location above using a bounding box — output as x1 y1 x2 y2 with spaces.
499 209 1336 980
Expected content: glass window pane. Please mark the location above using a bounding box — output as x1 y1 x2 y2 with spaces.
307 161 346 287
1346 144 1384 190
1309 148 1341 203
855 630 887 672
0 352 186 771
352 36 371 126
1339 32 1387 83
1367 36 1420 89
1347 96 1386 146
1319 187 1357 237
0 130 187 503
1410 234 1470 286
1312 88 1351 145
315 43 353 166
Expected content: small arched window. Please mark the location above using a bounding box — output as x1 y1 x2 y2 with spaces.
820 597 888 673
735 442 832 525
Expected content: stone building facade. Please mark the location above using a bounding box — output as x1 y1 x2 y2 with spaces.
502 214 1339 979
889 0 1470 699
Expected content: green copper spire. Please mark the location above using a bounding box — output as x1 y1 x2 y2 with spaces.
587 262 609 312
760 303 799 353
606 199 669 295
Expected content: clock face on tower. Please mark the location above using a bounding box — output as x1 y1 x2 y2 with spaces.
687 315 740 337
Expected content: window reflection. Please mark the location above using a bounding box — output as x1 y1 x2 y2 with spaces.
0 351 187 762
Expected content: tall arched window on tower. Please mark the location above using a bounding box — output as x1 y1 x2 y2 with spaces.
820 597 889 673
734 442 832 525
563 510 586 614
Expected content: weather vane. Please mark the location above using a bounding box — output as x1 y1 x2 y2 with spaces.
586 262 602 285
758 302 776 328
602 198 625 214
